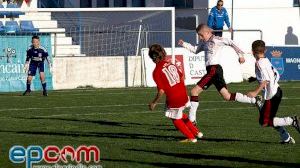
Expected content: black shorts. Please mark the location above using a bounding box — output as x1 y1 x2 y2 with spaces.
197 64 227 91
28 62 44 76
259 87 282 127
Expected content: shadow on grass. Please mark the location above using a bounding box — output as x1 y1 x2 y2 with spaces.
127 149 300 167
13 116 147 127
200 137 276 144
101 158 230 168
0 130 181 141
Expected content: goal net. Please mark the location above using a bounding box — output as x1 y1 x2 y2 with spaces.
0 7 175 91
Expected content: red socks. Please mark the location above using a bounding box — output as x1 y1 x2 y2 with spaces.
172 114 200 139
182 114 200 136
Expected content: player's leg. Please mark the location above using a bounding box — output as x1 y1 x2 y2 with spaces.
219 87 257 104
39 63 48 96
40 72 47 96
172 119 197 142
189 66 215 123
259 100 291 143
166 108 197 142
23 76 33 96
182 113 203 138
23 63 37 96
274 126 295 144
189 85 203 123
213 65 259 105
271 88 300 134
260 88 295 143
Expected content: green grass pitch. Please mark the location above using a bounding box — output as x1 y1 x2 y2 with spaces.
0 81 299 168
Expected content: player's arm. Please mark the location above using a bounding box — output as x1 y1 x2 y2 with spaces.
222 38 245 63
43 48 53 73
224 9 231 29
45 57 51 66
149 89 165 111
247 80 267 98
24 50 31 73
25 49 31 64
247 62 270 97
207 11 214 28
178 39 202 54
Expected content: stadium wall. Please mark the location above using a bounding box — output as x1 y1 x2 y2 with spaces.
52 56 141 90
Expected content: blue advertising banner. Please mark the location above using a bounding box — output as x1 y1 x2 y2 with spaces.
0 34 53 92
266 46 300 80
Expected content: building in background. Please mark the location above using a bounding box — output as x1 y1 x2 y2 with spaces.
38 0 206 8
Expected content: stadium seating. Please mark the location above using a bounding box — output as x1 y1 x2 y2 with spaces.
6 3 25 18
0 21 5 32
0 4 4 18
20 21 38 32
0 6 84 56
5 21 20 33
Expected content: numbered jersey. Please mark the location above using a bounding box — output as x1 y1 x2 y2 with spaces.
153 60 188 108
255 58 280 100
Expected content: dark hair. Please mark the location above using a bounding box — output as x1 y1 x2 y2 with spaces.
148 44 166 62
217 0 223 5
252 40 266 55
196 23 207 33
32 35 40 40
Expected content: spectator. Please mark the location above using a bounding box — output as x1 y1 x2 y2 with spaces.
285 26 298 45
207 0 232 37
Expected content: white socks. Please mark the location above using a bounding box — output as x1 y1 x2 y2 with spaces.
235 93 256 104
189 101 199 122
273 117 293 127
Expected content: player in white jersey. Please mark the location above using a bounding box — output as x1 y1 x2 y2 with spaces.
178 24 261 124
246 40 300 144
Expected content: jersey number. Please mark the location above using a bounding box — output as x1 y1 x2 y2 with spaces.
162 65 180 87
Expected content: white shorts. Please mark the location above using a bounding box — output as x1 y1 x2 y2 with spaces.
165 101 191 119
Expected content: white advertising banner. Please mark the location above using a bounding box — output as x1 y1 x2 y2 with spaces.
142 47 248 87
142 48 207 87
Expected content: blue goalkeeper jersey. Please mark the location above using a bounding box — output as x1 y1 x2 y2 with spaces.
26 45 48 63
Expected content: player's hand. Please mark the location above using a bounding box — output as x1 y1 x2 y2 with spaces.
23 63 29 74
239 57 245 64
229 27 233 32
247 91 257 98
148 102 157 111
178 39 184 46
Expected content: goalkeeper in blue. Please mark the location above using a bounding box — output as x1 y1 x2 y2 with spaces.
23 35 52 96
247 40 300 144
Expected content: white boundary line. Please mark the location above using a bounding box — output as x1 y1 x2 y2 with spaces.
0 97 299 112
0 101 229 112
0 104 298 119
4 89 300 97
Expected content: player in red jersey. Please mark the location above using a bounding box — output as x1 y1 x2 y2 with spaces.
148 44 203 143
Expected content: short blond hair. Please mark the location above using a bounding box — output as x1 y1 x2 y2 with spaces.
196 24 211 33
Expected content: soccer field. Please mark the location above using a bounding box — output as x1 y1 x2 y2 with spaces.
0 82 300 168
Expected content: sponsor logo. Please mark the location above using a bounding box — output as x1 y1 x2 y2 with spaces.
0 47 17 63
270 50 284 75
9 145 101 168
